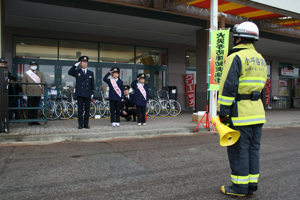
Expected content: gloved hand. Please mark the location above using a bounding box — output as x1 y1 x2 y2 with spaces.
219 115 232 126
41 94 44 100
23 96 28 101
75 62 81 67
91 94 94 100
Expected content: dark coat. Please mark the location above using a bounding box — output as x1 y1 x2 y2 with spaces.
9 84 22 100
103 72 124 101
131 80 149 107
68 65 95 98
121 94 136 111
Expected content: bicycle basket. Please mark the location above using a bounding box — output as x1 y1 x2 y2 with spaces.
61 90 71 99
94 91 102 99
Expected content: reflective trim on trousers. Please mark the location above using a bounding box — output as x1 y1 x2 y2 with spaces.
249 174 259 183
231 175 249 185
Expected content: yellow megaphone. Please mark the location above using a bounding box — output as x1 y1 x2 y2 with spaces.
211 116 240 147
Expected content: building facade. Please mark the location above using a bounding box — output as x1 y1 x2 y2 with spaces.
2 0 300 110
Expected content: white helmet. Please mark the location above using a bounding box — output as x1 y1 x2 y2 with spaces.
232 21 259 40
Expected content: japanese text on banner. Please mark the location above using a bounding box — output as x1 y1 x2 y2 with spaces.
184 74 195 107
209 30 229 90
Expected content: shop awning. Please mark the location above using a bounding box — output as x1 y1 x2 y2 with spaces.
182 0 300 29
186 0 285 20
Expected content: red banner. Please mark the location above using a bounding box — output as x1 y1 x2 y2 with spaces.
184 74 195 107
265 77 271 106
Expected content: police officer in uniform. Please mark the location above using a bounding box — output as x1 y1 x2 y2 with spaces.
217 22 267 198
68 56 95 129
120 85 136 121
0 58 11 80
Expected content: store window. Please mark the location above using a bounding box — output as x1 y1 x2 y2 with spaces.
186 51 196 83
100 44 134 64
136 47 167 66
39 65 55 89
59 40 98 61
15 37 58 59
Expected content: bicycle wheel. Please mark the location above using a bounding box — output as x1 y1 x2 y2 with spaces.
97 102 106 117
169 100 181 116
20 100 27 119
147 100 161 116
54 102 62 120
38 100 44 117
89 101 96 118
60 101 74 119
104 101 110 118
45 100 60 120
159 100 171 116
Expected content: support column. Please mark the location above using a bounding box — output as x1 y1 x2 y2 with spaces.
0 0 2 57
195 21 209 111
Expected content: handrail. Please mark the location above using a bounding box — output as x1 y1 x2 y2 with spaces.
8 82 48 127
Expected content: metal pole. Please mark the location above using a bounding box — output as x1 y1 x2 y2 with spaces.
209 0 218 119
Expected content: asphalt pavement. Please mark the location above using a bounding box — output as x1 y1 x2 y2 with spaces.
0 127 300 199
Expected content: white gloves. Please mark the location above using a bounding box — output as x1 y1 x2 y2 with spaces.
91 95 94 100
75 62 81 67
41 94 44 100
23 96 28 101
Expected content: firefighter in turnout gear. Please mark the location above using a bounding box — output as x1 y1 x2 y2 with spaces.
217 21 267 198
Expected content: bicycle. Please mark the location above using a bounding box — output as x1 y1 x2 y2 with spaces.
43 89 63 120
155 89 171 116
146 99 161 116
165 91 181 116
93 90 106 118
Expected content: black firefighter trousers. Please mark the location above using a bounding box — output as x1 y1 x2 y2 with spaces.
227 124 263 194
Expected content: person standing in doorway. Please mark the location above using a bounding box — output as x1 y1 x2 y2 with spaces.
68 56 95 129
131 73 149 126
22 61 45 125
217 21 267 198
103 67 124 127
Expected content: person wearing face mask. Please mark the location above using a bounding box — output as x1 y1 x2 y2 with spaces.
68 56 95 129
22 61 45 125
103 67 124 127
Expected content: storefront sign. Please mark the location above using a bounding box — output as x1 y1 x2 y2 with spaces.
281 68 294 76
209 30 229 90
265 77 271 105
184 74 195 107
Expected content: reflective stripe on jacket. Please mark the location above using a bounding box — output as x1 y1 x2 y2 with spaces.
217 43 267 126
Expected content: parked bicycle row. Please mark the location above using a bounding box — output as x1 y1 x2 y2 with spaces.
39 87 181 120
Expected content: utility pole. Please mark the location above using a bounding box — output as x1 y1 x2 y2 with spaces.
209 0 218 119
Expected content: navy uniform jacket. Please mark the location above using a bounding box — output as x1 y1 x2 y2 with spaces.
103 72 124 101
121 94 136 111
68 65 95 98
131 80 149 107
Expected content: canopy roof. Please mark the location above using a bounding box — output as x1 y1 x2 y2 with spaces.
185 0 299 29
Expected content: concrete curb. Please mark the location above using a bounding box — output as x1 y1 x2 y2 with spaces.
1 122 299 145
